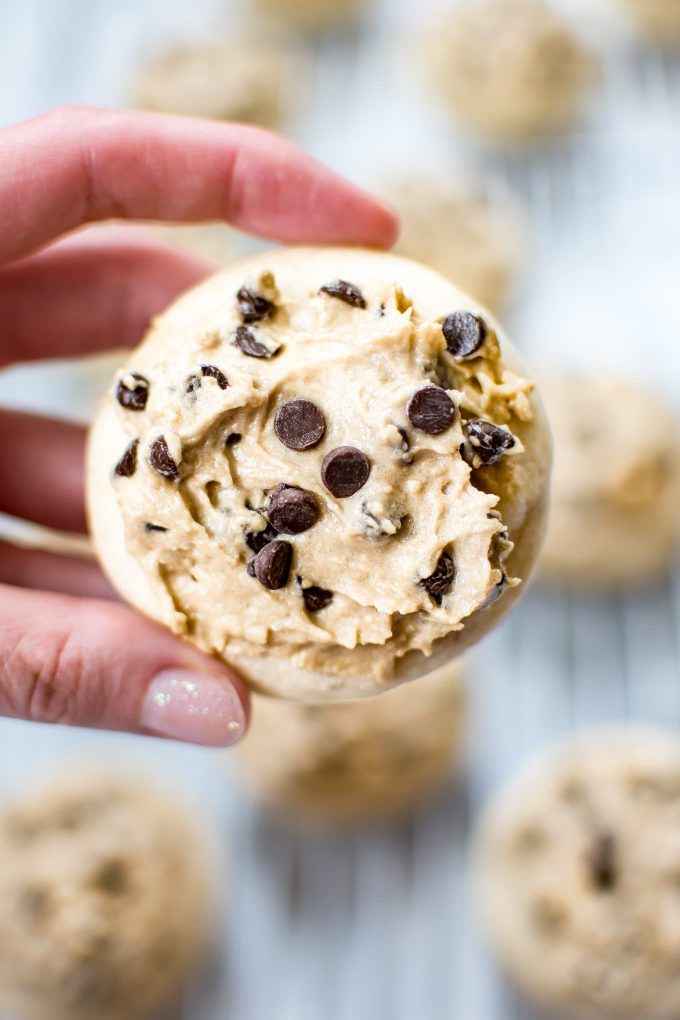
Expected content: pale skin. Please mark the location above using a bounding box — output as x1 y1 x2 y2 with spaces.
0 105 399 747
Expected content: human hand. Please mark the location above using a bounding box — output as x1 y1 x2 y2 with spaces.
0 105 398 746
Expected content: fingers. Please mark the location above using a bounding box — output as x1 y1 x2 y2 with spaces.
0 542 115 599
0 106 399 266
0 411 86 532
0 229 212 365
0 584 250 746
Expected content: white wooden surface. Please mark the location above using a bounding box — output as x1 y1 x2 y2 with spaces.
1 1 680 1018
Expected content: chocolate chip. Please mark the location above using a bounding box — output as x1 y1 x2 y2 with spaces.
321 446 371 498
251 540 292 589
93 859 128 894
143 522 168 533
114 439 138 478
274 399 326 451
226 432 242 446
319 279 367 309
302 585 334 613
465 419 515 466
185 374 201 396
420 551 455 604
237 286 274 324
245 523 278 553
201 364 229 389
266 484 319 535
116 373 149 411
233 325 279 359
407 386 456 435
149 436 179 480
246 557 256 577
587 833 617 891
442 311 487 358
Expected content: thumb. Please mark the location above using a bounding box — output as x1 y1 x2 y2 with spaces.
0 585 250 746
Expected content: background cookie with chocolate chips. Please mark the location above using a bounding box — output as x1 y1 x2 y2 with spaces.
87 247 550 701
474 727 680 1020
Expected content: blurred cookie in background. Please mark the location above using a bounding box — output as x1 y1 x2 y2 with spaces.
247 0 366 32
236 661 464 825
385 176 525 315
0 771 215 1020
423 0 598 143
144 223 236 266
539 376 680 588
133 36 297 129
620 0 680 42
474 727 680 1020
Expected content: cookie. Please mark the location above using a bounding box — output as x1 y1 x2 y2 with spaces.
248 0 365 31
386 177 523 314
474 728 680 1020
539 376 680 588
621 0 680 41
86 246 550 701
146 224 235 266
423 0 598 142
237 661 464 823
0 772 214 1020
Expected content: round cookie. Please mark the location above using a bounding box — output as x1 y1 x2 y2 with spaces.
86 246 550 701
237 660 464 824
133 39 294 129
423 0 598 142
621 0 680 41
247 0 365 31
474 727 680 1020
386 177 524 314
539 376 680 588
0 772 214 1020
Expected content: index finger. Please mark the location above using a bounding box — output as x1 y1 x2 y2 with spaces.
0 105 399 265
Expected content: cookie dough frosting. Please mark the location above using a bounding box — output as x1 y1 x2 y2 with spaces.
237 660 464 823
622 0 680 40
475 728 680 1020
0 773 213 1020
424 0 598 142
539 376 680 588
87 247 550 700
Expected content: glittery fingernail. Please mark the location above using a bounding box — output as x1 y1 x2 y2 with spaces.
140 670 246 747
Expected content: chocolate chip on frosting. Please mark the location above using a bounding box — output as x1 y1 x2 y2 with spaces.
442 311 487 358
201 364 229 389
274 399 326 451
245 523 278 553
143 522 168 533
185 375 201 397
465 419 516 466
302 585 334 613
266 484 319 535
587 833 617 891
149 437 179 480
407 386 456 435
319 280 367 309
226 432 242 446
237 286 275 324
252 540 292 589
233 325 280 360
114 439 139 478
116 373 149 411
420 551 455 603
321 447 371 498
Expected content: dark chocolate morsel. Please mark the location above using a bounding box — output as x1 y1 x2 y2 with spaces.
319 279 367 309
274 399 326 451
114 439 139 478
266 484 319 535
302 585 334 613
246 557 257 577
233 325 279 360
245 523 278 553
115 373 149 411
442 311 487 358
201 364 229 389
321 446 371 498
226 432 242 446
252 540 292 589
587 833 617 891
465 419 515 466
149 436 179 480
237 286 275 324
143 522 168 533
420 551 455 604
407 386 456 435
185 374 201 396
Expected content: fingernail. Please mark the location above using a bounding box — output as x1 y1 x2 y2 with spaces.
140 670 247 747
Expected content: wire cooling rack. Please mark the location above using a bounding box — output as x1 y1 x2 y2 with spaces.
1 1 680 1017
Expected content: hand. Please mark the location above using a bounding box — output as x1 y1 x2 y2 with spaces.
0 105 398 746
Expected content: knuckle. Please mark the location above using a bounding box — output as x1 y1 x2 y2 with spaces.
21 628 85 726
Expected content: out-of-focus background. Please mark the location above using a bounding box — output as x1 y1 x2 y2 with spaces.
1 1 680 1018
